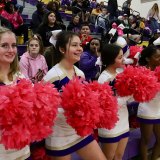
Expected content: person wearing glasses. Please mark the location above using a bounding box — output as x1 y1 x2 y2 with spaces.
0 27 30 160
79 38 102 80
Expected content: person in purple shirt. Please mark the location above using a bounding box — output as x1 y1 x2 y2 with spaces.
79 38 102 80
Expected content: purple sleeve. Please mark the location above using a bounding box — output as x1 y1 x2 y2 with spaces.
79 52 97 71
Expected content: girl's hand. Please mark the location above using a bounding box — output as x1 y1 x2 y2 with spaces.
81 34 87 42
34 69 44 82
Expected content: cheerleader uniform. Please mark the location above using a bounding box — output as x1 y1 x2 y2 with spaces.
0 73 30 160
137 92 160 124
98 70 129 143
43 63 94 157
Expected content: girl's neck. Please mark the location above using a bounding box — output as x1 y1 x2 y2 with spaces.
59 59 74 70
48 23 55 27
105 66 116 75
0 64 11 83
29 52 39 58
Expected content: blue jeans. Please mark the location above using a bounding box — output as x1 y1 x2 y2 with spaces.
150 18 159 32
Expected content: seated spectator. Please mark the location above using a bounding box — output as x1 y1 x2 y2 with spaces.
46 1 66 30
149 29 160 46
37 11 62 47
19 34 48 83
129 15 139 31
122 14 130 28
72 0 90 22
1 1 28 42
91 3 101 16
90 3 101 24
67 14 81 32
90 0 97 9
139 17 146 30
95 6 110 33
31 2 45 33
79 38 102 80
79 23 92 48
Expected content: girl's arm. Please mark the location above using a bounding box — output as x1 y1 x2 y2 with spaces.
19 57 29 79
79 52 97 71
42 56 48 74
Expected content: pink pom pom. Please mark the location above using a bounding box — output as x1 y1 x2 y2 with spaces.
129 46 143 65
115 66 160 102
87 81 119 130
61 78 101 136
129 46 143 58
155 66 160 82
31 81 60 142
0 79 60 149
0 79 34 149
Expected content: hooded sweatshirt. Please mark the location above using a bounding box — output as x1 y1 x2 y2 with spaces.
19 51 48 80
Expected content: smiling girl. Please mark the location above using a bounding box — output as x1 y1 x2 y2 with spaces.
43 31 106 160
0 27 30 160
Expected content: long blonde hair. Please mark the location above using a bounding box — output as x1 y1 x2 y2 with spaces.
0 27 19 82
151 3 159 15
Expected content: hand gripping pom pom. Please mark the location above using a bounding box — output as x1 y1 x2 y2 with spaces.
0 79 34 149
0 79 60 149
61 78 101 136
31 81 61 142
87 81 119 130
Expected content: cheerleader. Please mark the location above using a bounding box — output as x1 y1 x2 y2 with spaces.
43 31 106 160
98 44 129 160
0 27 30 159
138 46 160 160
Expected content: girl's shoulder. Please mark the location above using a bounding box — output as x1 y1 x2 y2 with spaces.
98 70 113 84
43 63 63 83
74 65 85 78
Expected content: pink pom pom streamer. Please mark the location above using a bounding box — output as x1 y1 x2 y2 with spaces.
61 78 101 137
87 81 119 130
115 66 160 102
31 81 60 142
0 79 60 149
0 79 34 149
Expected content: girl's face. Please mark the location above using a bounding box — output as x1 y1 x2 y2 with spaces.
48 13 56 25
90 39 100 54
73 16 80 24
102 8 107 15
112 49 124 68
148 49 160 70
80 26 90 35
28 39 40 57
52 3 57 11
62 36 83 64
0 32 17 65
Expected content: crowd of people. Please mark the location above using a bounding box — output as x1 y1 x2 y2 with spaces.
0 0 160 160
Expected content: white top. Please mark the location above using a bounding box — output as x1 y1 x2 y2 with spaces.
44 64 87 150
98 70 129 138
138 92 160 120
